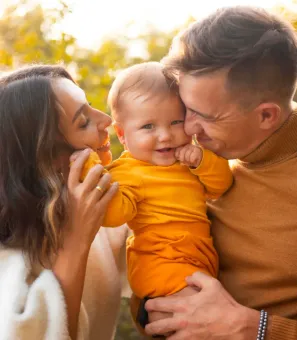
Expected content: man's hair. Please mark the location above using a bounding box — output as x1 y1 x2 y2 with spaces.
162 6 297 108
108 61 178 122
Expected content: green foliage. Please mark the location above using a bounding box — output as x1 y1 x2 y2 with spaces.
115 298 146 340
0 0 183 159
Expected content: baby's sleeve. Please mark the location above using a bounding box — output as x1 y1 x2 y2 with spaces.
190 149 233 199
103 164 144 227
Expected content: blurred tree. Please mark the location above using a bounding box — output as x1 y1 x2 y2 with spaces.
137 17 195 62
271 3 297 101
0 0 75 67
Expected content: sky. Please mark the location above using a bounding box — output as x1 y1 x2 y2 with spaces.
1 0 297 49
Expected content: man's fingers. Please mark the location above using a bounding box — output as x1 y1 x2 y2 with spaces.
145 296 185 313
185 271 218 290
167 330 189 340
68 148 91 188
145 317 186 336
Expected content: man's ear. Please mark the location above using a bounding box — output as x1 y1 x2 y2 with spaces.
113 122 125 145
256 103 282 130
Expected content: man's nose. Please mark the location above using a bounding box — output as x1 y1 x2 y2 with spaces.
184 116 202 137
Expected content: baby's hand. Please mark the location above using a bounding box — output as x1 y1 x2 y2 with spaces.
175 144 203 168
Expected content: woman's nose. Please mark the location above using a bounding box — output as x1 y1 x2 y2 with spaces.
97 111 112 131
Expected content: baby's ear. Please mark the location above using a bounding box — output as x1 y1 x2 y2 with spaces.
113 122 125 145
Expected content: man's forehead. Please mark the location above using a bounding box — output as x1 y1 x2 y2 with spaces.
180 75 224 104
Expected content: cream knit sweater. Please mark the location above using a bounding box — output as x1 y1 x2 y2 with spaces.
0 224 129 340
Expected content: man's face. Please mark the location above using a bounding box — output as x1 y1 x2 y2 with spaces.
179 70 266 159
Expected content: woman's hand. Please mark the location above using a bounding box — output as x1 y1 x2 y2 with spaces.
53 148 118 340
65 148 118 247
145 272 260 340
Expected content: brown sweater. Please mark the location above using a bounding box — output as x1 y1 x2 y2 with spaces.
209 112 297 339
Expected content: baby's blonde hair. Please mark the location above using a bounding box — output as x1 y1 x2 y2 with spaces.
108 61 178 122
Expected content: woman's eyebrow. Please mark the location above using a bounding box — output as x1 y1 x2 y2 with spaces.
72 103 87 123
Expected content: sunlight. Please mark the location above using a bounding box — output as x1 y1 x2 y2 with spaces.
0 0 291 49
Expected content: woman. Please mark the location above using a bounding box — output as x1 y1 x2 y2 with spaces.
0 65 128 340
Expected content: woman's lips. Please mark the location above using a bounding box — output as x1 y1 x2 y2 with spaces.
97 141 110 152
97 135 110 152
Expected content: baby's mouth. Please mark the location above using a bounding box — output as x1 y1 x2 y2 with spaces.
156 148 174 153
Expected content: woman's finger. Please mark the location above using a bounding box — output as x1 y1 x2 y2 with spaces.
82 163 106 192
92 172 112 198
68 148 91 188
69 150 84 163
95 182 119 210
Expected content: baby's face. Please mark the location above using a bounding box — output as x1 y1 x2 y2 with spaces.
120 94 192 166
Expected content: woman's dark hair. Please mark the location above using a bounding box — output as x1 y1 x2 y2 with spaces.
162 6 297 108
0 65 74 264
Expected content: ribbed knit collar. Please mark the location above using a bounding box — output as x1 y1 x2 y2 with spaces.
238 111 297 168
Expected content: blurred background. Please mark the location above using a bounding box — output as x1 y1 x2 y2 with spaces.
0 0 297 338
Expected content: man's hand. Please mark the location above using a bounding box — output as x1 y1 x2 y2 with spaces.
175 144 203 168
145 272 260 340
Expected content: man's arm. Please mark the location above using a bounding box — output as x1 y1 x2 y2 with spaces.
145 272 297 340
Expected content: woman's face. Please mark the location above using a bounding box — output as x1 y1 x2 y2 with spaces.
54 78 112 164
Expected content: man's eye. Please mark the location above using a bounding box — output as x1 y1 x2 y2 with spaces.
188 109 197 117
141 124 153 129
171 120 184 125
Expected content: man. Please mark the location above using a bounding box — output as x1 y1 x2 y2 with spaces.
144 6 297 340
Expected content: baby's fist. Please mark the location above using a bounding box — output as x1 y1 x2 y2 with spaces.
175 144 203 168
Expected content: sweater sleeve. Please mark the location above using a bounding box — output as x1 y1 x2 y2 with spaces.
190 149 233 199
267 315 297 340
103 166 144 228
0 248 89 340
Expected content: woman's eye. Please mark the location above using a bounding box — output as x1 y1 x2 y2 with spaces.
79 118 90 129
141 123 153 129
171 120 184 125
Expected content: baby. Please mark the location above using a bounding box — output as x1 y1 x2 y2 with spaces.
101 62 233 300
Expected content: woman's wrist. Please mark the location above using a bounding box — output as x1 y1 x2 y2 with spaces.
61 222 95 255
53 232 91 340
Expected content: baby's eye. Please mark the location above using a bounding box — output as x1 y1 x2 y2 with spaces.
171 120 184 125
141 123 154 129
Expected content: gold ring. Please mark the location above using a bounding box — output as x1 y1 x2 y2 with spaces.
95 185 104 193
